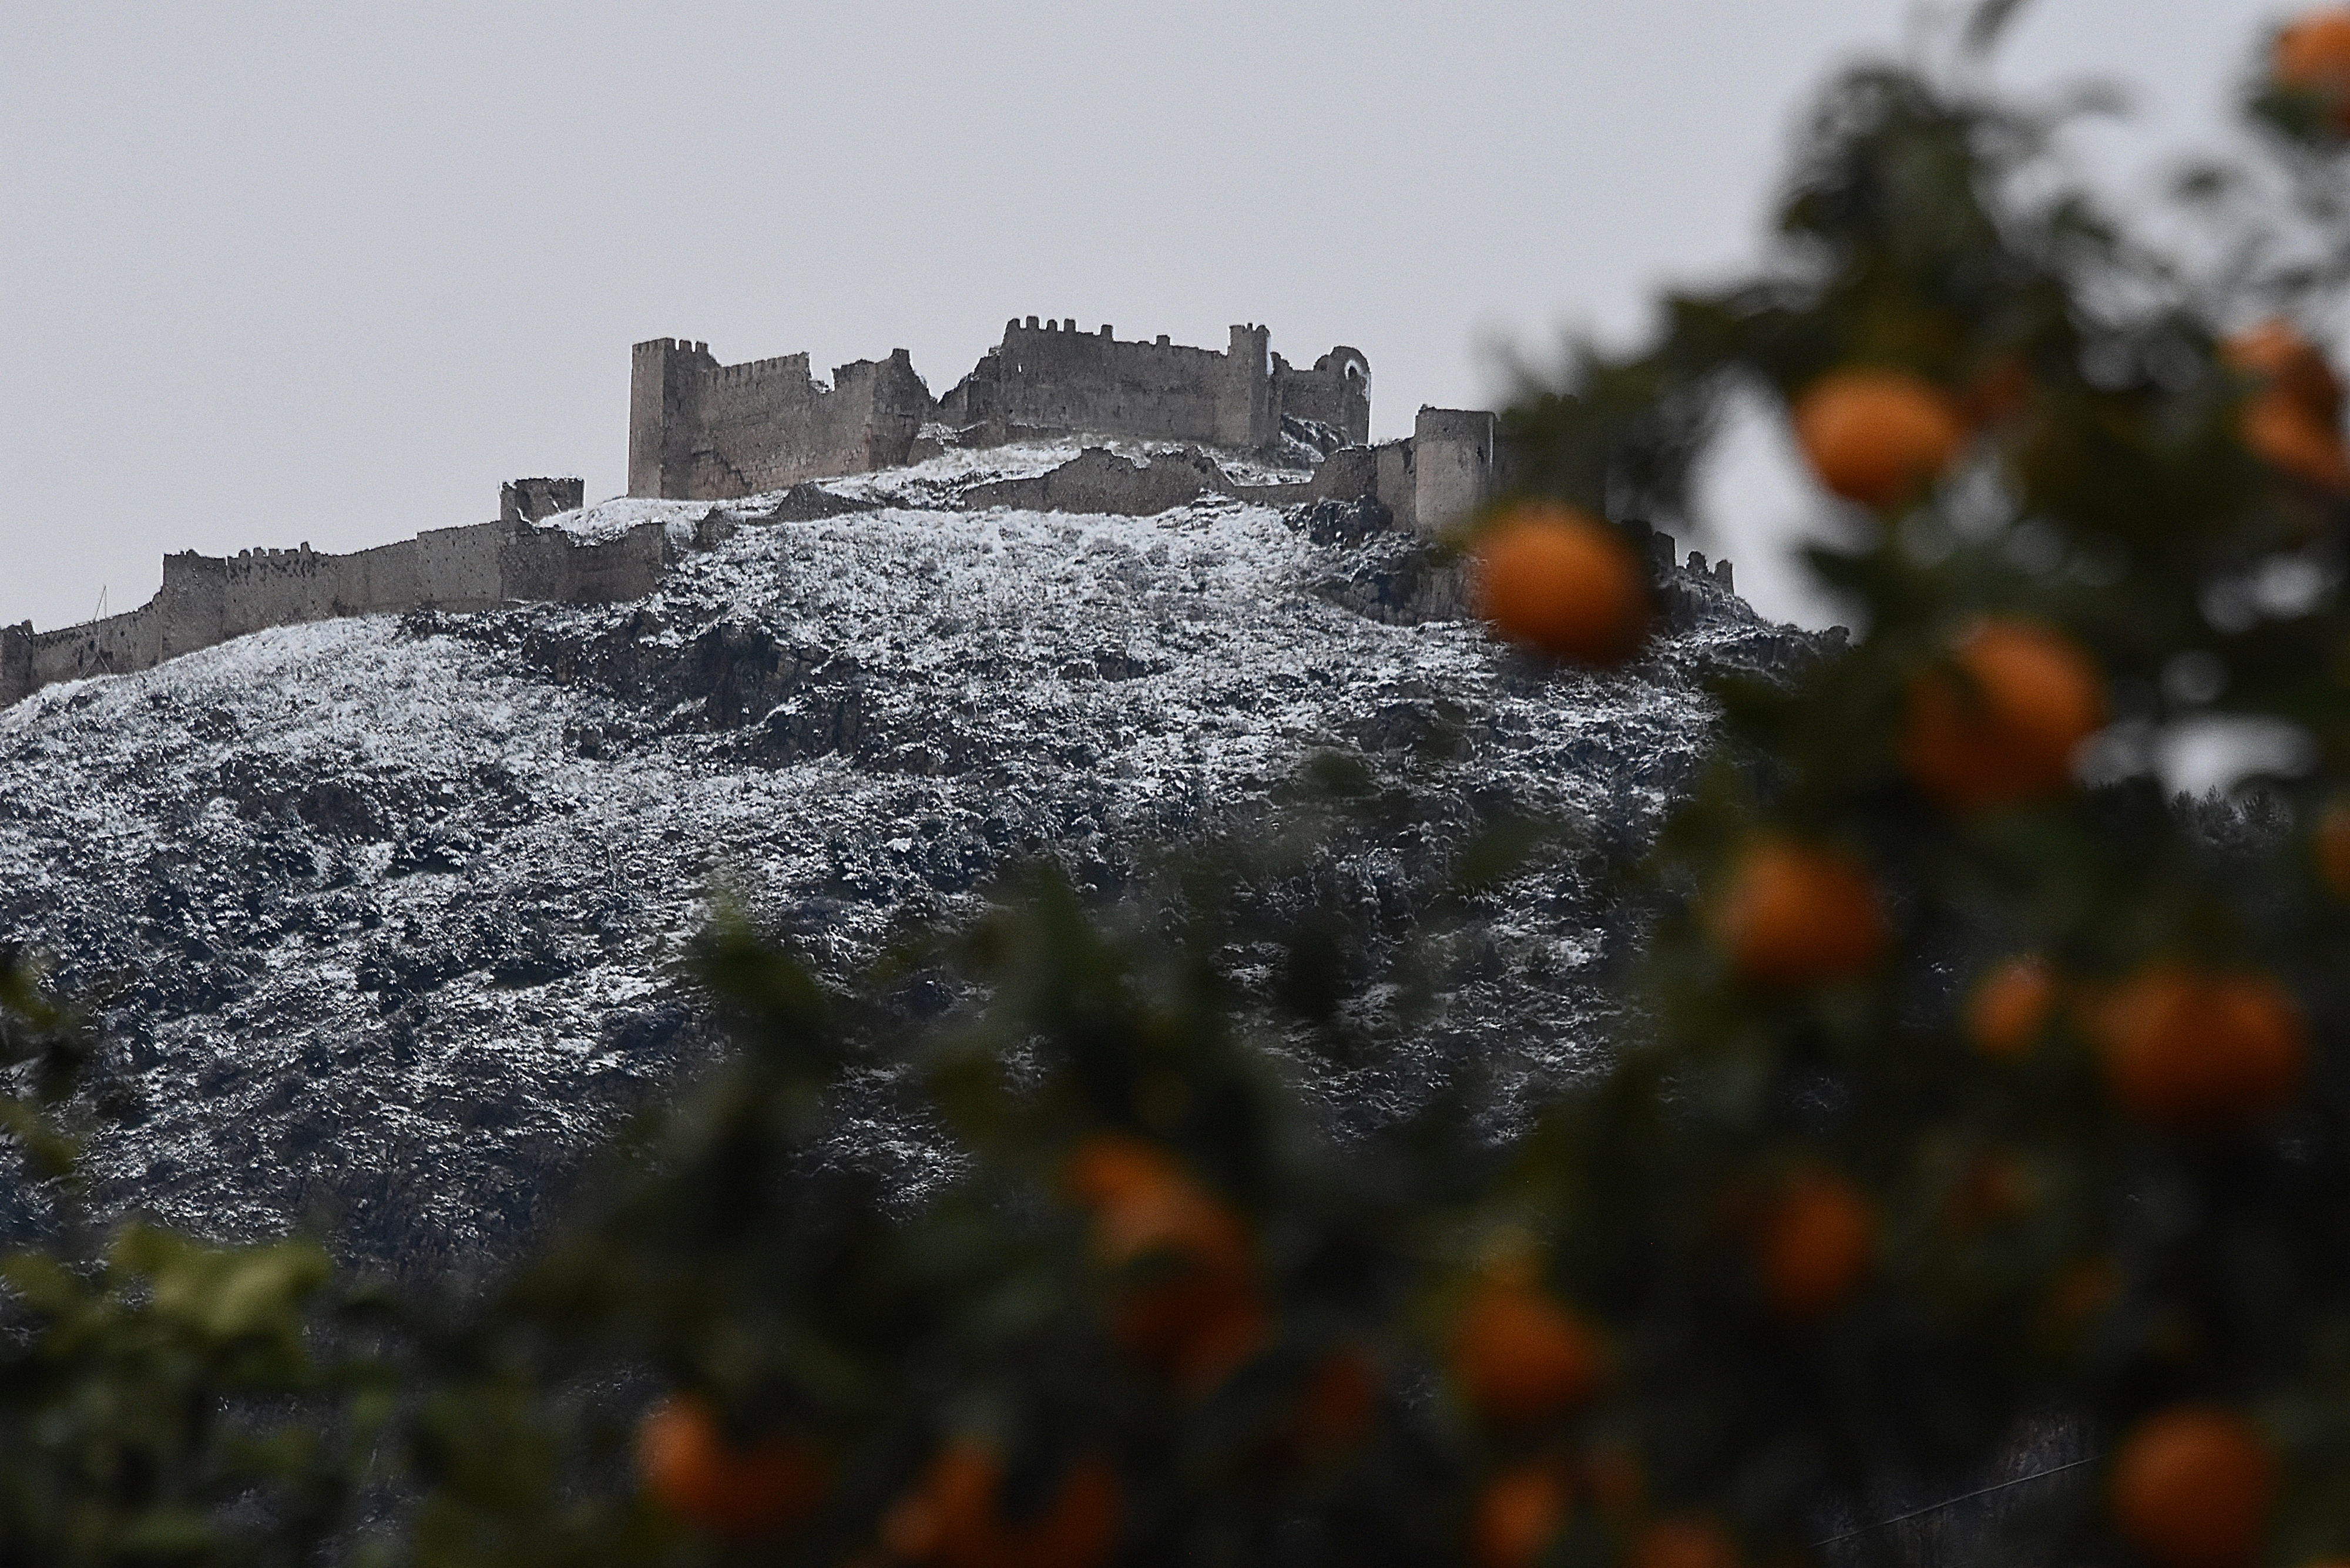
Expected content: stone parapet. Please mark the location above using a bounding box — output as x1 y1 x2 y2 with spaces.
2 487 672 711
630 319 1371 502
628 339 932 500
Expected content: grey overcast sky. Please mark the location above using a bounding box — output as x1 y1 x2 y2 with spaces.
0 1 2291 633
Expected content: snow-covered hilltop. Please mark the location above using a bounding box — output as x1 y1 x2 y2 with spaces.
0 446 1814 1274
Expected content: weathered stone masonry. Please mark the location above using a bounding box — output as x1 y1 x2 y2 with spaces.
627 318 1372 501
935 320 1370 452
3 314 1714 713
0 498 665 710
501 476 585 525
628 340 933 501
961 405 1510 536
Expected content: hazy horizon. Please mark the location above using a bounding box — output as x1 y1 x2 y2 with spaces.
2 0 2294 634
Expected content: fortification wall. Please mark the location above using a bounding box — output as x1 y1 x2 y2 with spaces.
938 320 1280 449
950 411 1495 535
1412 408 1496 535
630 320 1372 498
502 519 670 603
628 339 931 501
1219 408 1495 535
502 477 585 525
951 405 1497 530
21 600 175 696
2 488 669 711
0 624 30 706
962 446 1238 516
1271 348 1371 448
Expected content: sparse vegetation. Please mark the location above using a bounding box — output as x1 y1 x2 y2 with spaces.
7 5 2350 1563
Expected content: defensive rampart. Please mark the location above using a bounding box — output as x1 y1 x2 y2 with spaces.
1 490 667 711
627 320 1371 501
949 407 1510 536
629 340 934 501
501 476 585 525
2 317 1703 713
935 319 1369 452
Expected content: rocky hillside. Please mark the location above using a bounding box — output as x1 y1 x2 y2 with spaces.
0 442 1815 1275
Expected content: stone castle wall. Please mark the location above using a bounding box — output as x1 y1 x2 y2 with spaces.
953 406 1512 539
1 503 667 711
936 319 1369 454
628 340 932 501
1238 407 1499 535
629 319 1371 501
1 316 1634 713
502 477 585 525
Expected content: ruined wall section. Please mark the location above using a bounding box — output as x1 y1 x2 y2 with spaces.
2 515 669 710
629 338 931 501
0 624 29 706
962 446 1239 515
1272 347 1371 448
502 477 585 525
937 320 1285 449
502 521 669 603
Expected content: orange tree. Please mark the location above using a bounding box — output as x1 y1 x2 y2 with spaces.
10 7 2350 1566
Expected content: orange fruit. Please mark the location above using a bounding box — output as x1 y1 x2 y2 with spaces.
1472 502 1651 665
1471 1460 1574 1568
1791 368 1966 509
1966 954 2059 1058
1110 1267 1269 1395
1899 620 2106 812
2224 320 2345 425
2109 1406 2275 1568
1630 1516 1744 1568
2226 320 2350 492
1756 1170 1876 1321
636 1394 831 1540
2276 8 2350 132
881 1442 1122 1568
1449 1264 1609 1427
1061 1136 1267 1394
2315 796 2350 895
2089 965 2307 1133
2242 391 2350 493
1710 840 1889 989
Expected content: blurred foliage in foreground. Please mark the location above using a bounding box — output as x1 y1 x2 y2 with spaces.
13 5 2350 1565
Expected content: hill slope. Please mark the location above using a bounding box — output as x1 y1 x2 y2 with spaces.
0 451 1811 1272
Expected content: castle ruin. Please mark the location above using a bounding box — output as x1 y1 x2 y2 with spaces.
626 319 1371 502
1 311 1737 714
934 320 1369 453
0 492 664 710
628 342 933 501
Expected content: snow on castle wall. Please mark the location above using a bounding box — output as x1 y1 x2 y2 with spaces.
628 319 1372 501
935 319 1369 454
1 318 1554 713
502 477 585 525
0 490 667 711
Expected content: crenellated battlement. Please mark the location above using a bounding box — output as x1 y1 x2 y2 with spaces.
1 313 1716 715
628 337 930 501
628 319 1371 501
0 481 666 711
